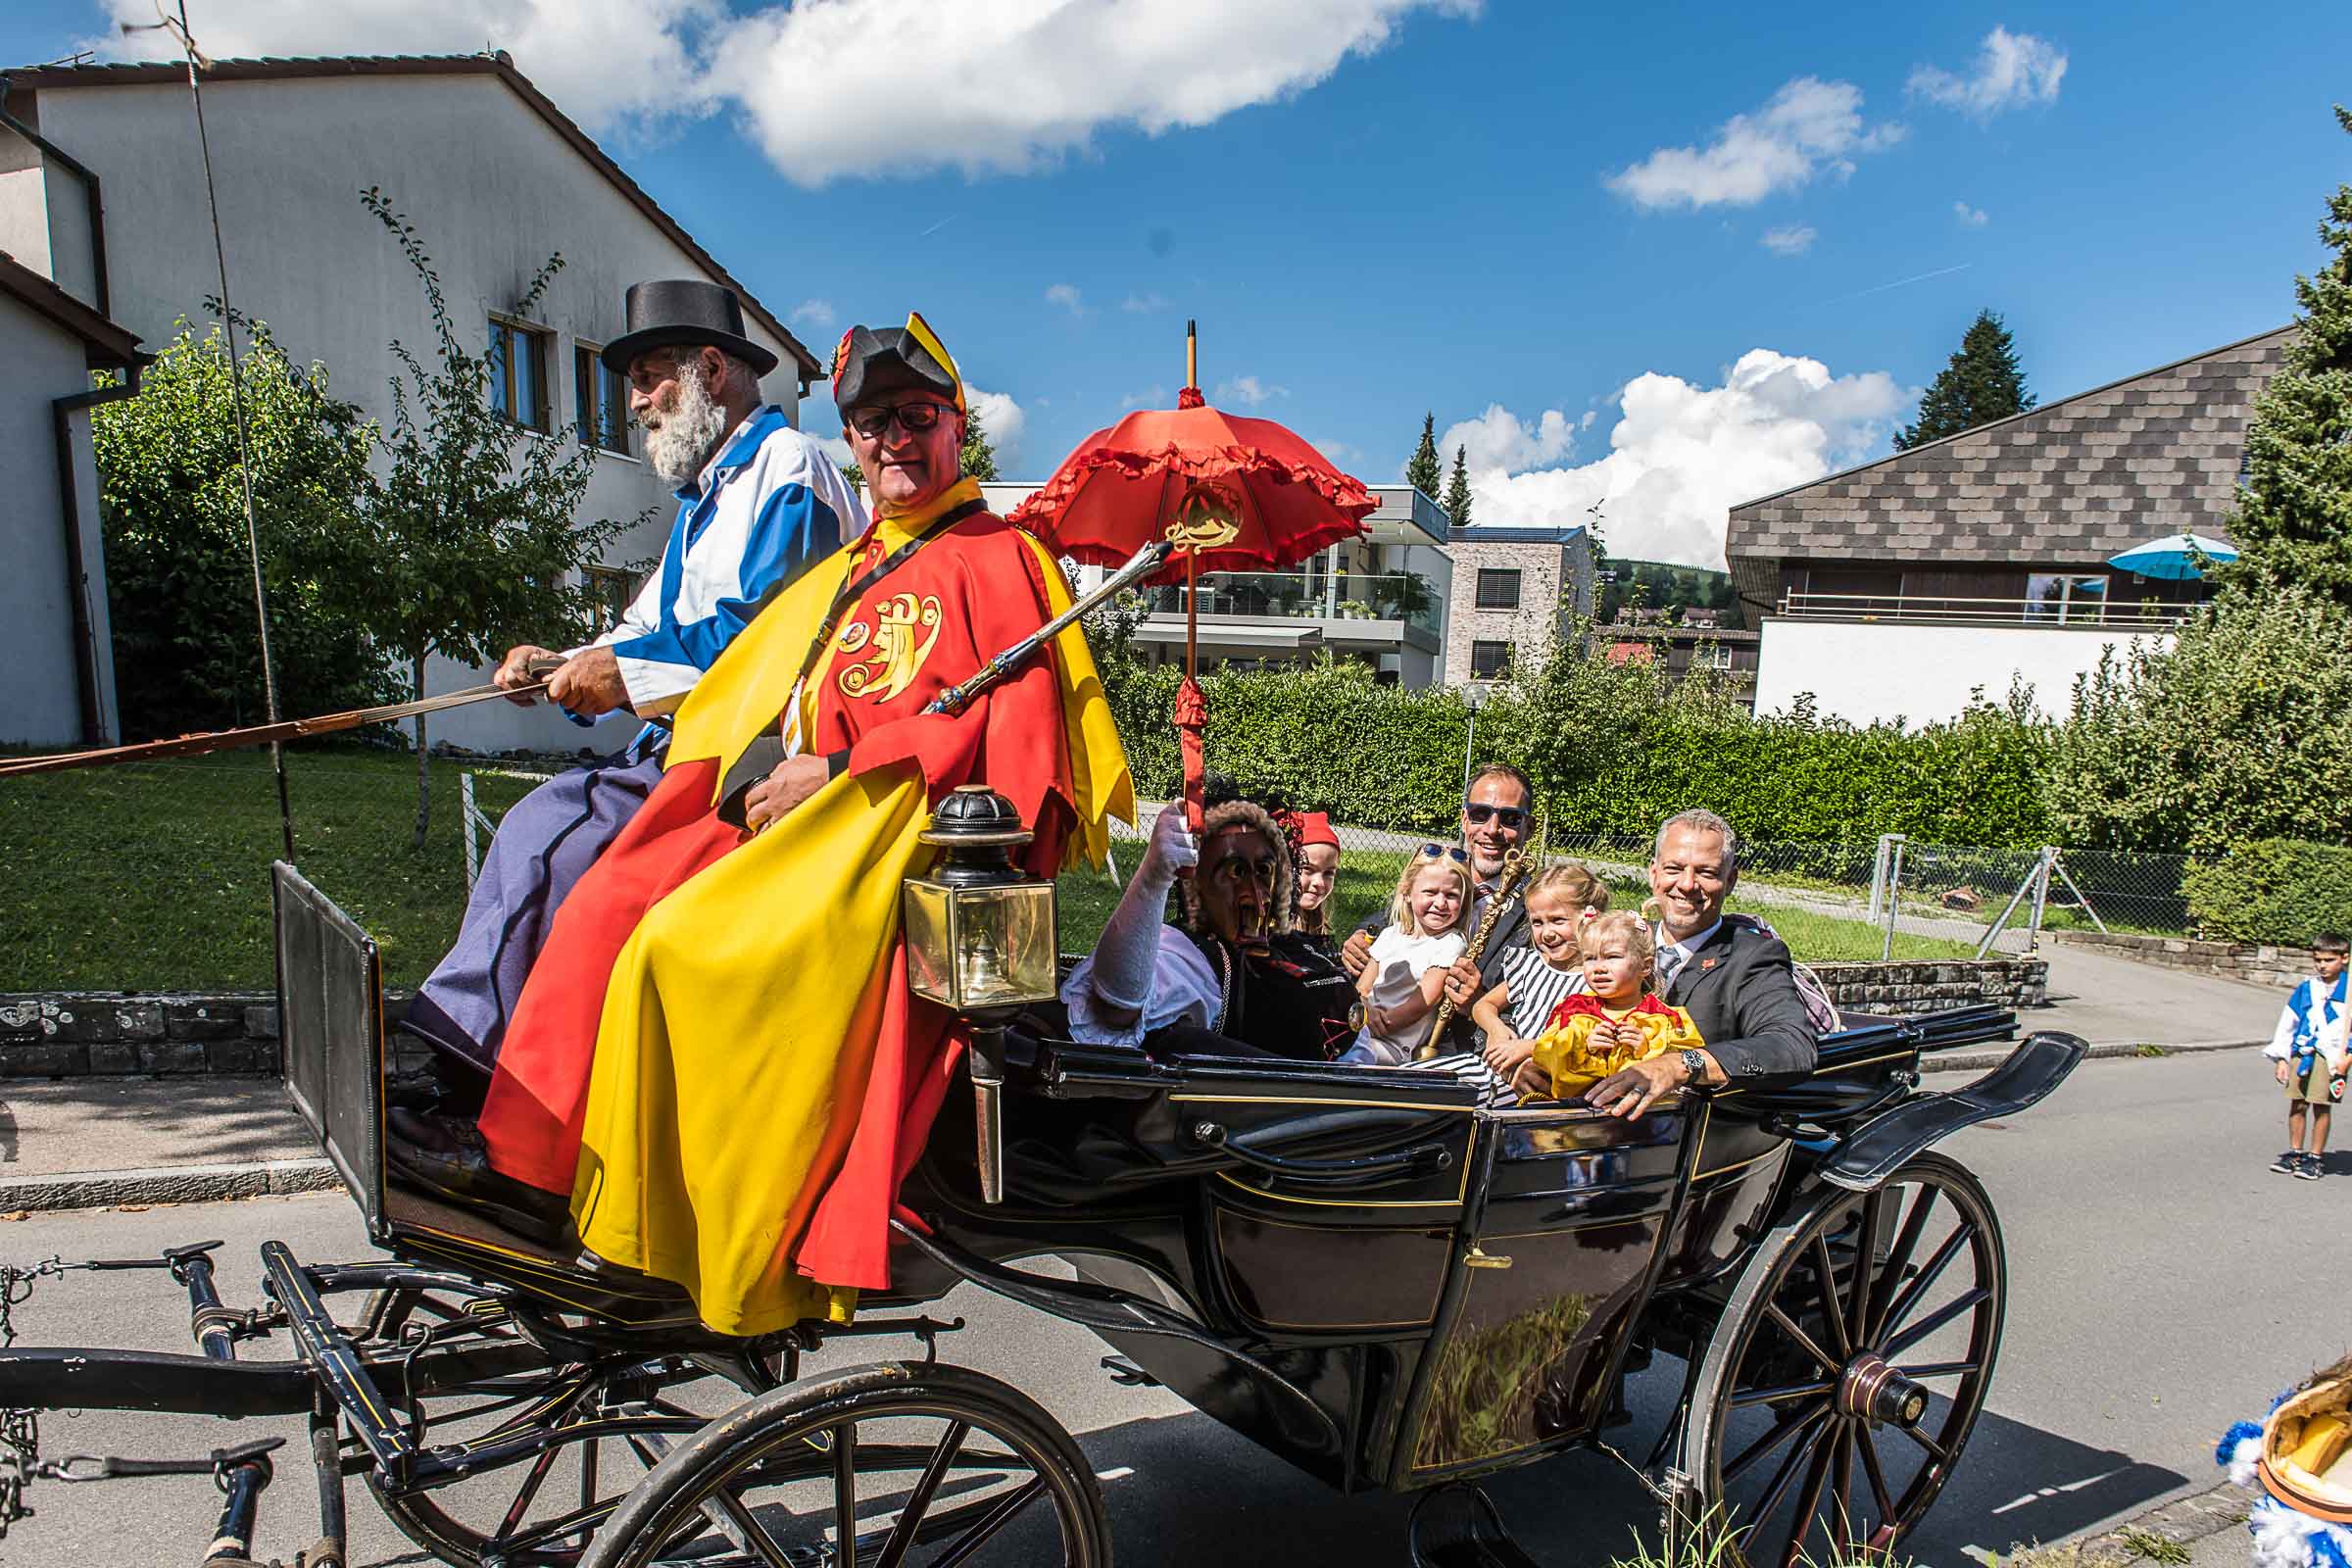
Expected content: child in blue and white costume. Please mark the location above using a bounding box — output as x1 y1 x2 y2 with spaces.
2265 935 2350 1181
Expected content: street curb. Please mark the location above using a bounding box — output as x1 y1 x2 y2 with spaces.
1925 1038 2263 1074
2020 1478 2253 1567
0 1156 341 1213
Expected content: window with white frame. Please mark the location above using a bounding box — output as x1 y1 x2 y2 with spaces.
585 564 642 635
575 344 630 455
487 315 553 432
1475 568 1522 610
1469 640 1512 680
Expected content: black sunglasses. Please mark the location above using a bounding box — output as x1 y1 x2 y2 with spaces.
847 401 956 439
1417 843 1472 864
1462 803 1528 830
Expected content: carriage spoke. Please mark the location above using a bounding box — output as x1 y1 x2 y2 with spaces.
1866 1186 1939 1340
1851 1190 1884 1348
1747 1408 1830 1524
1885 1287 1990 1360
708 1487 796 1568
1811 1234 1853 1361
1830 1423 1856 1558
1725 1398 1830 1483
927 1478 1048 1568
1779 1425 1838 1568
1762 1301 1840 1374
1895 1359 1983 1381
1900 1422 1954 1466
1857 1426 1899 1523
832 1422 859 1568
492 1444 563 1544
1878 1223 1971 1346
875 1420 972 1568
1730 1379 1838 1409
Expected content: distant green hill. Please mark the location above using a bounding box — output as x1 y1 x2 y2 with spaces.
1596 559 1740 627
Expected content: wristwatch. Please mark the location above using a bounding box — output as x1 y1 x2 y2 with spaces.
1678 1048 1707 1086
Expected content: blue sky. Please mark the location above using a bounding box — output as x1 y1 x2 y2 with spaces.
5 1 2344 565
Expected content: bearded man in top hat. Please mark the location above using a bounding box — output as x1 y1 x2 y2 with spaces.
397 279 860 1102
407 312 1128 1337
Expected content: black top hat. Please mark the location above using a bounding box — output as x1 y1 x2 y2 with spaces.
601 279 778 378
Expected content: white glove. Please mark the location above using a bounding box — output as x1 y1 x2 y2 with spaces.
1090 804 1197 1013
1138 802 1199 885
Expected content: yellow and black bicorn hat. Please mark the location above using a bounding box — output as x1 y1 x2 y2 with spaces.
830 311 965 416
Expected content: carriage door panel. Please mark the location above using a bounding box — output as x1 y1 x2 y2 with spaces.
1397 1103 1686 1481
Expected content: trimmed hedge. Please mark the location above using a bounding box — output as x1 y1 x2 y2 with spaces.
2181 838 2352 946
1095 636 2056 850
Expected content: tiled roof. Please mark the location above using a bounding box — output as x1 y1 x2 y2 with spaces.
1727 324 2294 565
3 52 822 379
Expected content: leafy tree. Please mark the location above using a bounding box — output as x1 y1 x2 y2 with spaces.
1405 413 1444 499
2046 589 2352 855
343 189 631 848
2219 106 2352 606
91 318 390 739
958 403 1000 481
838 459 864 496
1443 444 1474 527
1894 309 2034 450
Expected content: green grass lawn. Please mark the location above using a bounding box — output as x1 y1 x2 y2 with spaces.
1 751 1970 994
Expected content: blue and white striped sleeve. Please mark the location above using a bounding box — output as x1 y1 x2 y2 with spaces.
608 429 858 716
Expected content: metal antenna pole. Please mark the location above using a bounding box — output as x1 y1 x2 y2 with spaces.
159 0 295 861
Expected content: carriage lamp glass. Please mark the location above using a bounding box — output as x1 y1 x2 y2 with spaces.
903 786 1058 1012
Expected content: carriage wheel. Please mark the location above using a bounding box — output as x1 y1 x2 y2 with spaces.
1679 1152 2005 1568
355 1287 727 1568
580 1360 1111 1568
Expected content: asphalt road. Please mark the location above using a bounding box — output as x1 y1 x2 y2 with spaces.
0 1048 2338 1568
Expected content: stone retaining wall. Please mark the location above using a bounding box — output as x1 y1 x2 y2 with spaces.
1812 958 2047 1013
2052 929 2303 989
2 958 2047 1078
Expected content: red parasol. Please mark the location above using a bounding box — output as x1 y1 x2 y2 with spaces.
1009 323 1375 829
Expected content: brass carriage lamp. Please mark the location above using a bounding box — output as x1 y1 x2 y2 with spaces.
903 785 1058 1204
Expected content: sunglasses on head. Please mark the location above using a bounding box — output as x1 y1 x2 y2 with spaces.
847 401 956 439
1462 803 1528 830
1417 843 1472 865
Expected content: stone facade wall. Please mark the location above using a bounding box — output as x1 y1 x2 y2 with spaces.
0 991 421 1077
1812 957 2048 1014
2052 930 2303 990
1444 536 1579 684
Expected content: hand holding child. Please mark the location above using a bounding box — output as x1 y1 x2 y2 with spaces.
1484 1034 1535 1081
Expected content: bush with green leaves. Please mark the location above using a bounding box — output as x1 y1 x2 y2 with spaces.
2181 838 2352 945
92 318 392 739
2046 590 2352 856
1086 609 2056 848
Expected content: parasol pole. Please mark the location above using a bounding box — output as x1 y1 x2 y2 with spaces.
1184 319 1200 686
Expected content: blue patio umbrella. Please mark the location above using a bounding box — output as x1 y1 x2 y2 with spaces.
2106 530 2238 580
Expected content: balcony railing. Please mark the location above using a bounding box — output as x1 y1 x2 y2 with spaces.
1775 591 2197 628
1137 570 1443 638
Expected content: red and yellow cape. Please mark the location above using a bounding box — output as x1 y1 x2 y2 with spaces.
478 478 1130 1334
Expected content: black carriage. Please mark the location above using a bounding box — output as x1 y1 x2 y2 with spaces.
0 857 2083 1568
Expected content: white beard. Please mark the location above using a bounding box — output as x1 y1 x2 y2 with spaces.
644 361 731 485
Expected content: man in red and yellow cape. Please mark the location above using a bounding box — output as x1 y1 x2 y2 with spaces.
471 312 1131 1335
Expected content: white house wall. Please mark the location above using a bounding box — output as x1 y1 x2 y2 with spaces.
25 72 809 754
0 304 116 746
1752 617 2173 728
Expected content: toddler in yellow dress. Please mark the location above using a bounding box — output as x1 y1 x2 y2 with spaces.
1523 909 1704 1101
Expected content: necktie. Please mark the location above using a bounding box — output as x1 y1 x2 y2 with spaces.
1657 945 1686 994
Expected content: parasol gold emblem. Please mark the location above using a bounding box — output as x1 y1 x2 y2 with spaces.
1164 480 1244 555
837 592 943 702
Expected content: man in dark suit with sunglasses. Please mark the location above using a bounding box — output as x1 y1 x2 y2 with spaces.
1341 763 1537 1049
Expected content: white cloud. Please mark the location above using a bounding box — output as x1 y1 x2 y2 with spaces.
813 431 855 468
964 384 1027 465
1953 200 1989 227
1044 283 1087 316
1908 26 2067 118
1761 223 1817 256
1121 292 1174 314
100 0 1479 181
1606 76 1903 212
1216 375 1287 407
1456 350 1908 569
1439 404 1576 471
1119 384 1169 410
789 298 837 329
96 0 725 134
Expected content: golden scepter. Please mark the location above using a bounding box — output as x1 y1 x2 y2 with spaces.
1415 808 1547 1060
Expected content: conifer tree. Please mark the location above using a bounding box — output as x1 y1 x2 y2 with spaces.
1894 309 2034 450
1405 413 1444 499
2223 106 2352 607
1443 444 1474 527
958 404 1000 482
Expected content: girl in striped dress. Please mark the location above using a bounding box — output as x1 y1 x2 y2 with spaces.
1469 861 1611 1087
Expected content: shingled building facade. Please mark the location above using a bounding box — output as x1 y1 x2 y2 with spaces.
1727 325 2292 725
